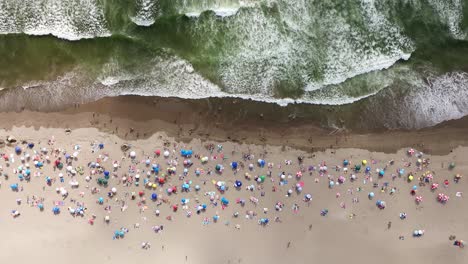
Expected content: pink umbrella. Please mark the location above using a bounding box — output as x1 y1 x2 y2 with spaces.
431 183 439 190
296 171 302 178
407 148 415 156
338 176 346 184
415 196 423 203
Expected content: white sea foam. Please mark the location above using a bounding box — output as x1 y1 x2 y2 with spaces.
131 0 158 26
427 0 467 40
181 0 257 17
397 72 468 129
97 55 385 107
0 0 111 40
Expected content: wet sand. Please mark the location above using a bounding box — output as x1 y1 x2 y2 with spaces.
1 95 468 155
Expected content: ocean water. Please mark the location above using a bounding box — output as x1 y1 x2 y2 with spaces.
0 0 467 129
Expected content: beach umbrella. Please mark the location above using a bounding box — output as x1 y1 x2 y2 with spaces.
329 181 335 188
235 180 242 188
338 176 346 183
231 162 238 169
152 165 160 173
151 193 158 200
379 170 385 177
354 165 361 171
259 175 266 182
10 183 18 191
52 207 60 214
215 164 222 171
362 160 367 165
163 150 170 157
398 169 405 176
38 203 44 210
408 175 414 181
182 183 189 190
201 156 209 163
258 159 265 167
449 162 456 170
111 187 117 193
343 160 349 166
98 197 104 204
195 185 200 191
130 151 136 158
15 146 21 154
368 192 375 199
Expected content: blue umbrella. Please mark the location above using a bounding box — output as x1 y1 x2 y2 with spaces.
258 159 265 167
182 183 189 190
152 165 159 173
221 197 229 205
52 207 60 214
180 149 193 157
366 166 371 173
28 143 34 149
379 170 385 177
38 203 44 210
151 193 158 200
15 146 21 154
104 171 110 177
10 183 18 190
202 204 207 209
235 180 242 188
98 197 104 204
99 143 104 149
343 160 349 166
231 162 238 169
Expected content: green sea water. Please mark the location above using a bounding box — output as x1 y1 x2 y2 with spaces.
0 0 467 128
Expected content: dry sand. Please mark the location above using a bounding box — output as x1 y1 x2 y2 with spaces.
0 124 467 264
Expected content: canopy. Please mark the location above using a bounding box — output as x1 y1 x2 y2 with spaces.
180 149 193 157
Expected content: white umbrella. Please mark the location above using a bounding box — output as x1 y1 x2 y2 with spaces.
111 187 117 193
163 150 170 157
130 151 136 158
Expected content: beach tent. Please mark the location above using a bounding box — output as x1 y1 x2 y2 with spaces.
180 149 193 157
235 180 242 188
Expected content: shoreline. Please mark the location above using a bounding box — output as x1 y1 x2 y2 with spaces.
1 95 468 155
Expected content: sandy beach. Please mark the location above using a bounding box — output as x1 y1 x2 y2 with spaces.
0 103 468 263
